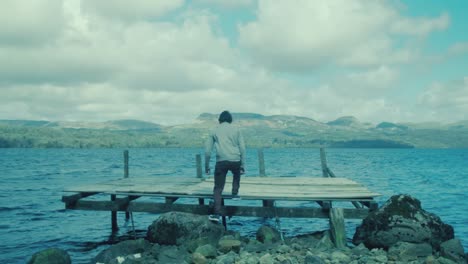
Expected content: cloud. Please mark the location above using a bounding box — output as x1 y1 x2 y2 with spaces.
0 0 65 45
238 0 449 71
80 0 184 21
193 0 255 9
418 77 468 122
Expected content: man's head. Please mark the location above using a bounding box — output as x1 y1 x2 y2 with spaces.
218 110 232 124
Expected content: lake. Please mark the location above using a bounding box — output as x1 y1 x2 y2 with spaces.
0 148 467 263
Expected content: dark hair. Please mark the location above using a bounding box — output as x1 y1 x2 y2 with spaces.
218 110 232 124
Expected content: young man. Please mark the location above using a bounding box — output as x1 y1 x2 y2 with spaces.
205 111 246 222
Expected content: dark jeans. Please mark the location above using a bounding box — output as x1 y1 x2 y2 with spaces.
213 160 241 215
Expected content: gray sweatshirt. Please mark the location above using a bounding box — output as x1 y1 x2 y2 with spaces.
205 122 246 169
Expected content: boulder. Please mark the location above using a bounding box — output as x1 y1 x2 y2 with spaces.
256 225 281 244
146 212 224 246
27 248 71 264
387 241 432 262
440 239 466 264
218 239 242 254
93 239 151 264
353 194 454 250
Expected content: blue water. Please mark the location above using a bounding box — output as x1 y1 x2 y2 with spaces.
0 148 467 263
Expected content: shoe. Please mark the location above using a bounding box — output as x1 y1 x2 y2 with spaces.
208 214 220 223
231 194 241 201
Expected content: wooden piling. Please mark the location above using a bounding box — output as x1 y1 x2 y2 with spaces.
124 150 129 178
111 194 118 231
258 148 266 177
320 148 328 177
196 154 203 178
124 150 130 220
329 208 346 248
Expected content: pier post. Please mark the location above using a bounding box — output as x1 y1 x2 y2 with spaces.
258 148 266 177
329 208 346 248
111 194 118 231
196 154 203 178
124 150 129 178
320 148 328 177
124 150 130 220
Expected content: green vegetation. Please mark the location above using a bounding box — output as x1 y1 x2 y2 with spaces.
1 114 468 148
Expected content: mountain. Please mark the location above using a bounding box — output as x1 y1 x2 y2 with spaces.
1 114 468 148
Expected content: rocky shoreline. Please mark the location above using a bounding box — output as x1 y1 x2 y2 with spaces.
28 195 467 264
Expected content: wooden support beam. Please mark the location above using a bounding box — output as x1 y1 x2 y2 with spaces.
361 201 378 211
196 154 203 178
124 150 129 220
316 201 331 210
165 197 179 204
111 195 118 231
262 200 274 207
258 149 266 177
320 148 329 177
62 192 98 207
329 208 346 249
67 200 370 219
124 150 129 178
198 198 205 205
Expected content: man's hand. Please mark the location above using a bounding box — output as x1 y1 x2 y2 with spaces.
240 167 245 175
205 167 211 175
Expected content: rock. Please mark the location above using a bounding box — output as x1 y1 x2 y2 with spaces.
158 245 190 264
256 225 281 244
259 253 274 264
93 239 151 264
304 253 326 264
218 239 242 254
387 241 432 262
436 257 460 264
350 243 369 256
277 244 291 253
330 251 351 263
315 231 334 251
192 252 207 264
440 239 466 264
147 212 224 246
216 251 238 264
27 248 71 264
353 194 454 250
195 244 217 259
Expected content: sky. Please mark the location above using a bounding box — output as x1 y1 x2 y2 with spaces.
0 0 467 125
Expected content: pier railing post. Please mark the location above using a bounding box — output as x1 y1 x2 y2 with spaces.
329 208 346 248
124 150 129 178
111 194 118 231
196 154 202 178
258 148 266 177
124 150 130 220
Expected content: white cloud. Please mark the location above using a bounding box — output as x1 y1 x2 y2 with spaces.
238 0 449 71
80 0 184 21
418 77 468 122
0 0 65 45
193 0 255 9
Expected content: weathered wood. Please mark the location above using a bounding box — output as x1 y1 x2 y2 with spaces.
316 201 331 210
320 148 329 177
124 150 130 220
62 192 98 206
111 195 118 231
329 208 346 248
262 200 275 207
67 201 370 219
196 154 203 178
165 197 178 204
124 150 129 178
258 148 266 176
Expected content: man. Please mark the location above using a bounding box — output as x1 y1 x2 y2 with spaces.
205 110 246 222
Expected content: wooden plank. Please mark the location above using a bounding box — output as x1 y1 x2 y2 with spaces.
62 192 98 205
68 200 370 219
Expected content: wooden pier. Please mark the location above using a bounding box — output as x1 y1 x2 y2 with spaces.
62 148 380 247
